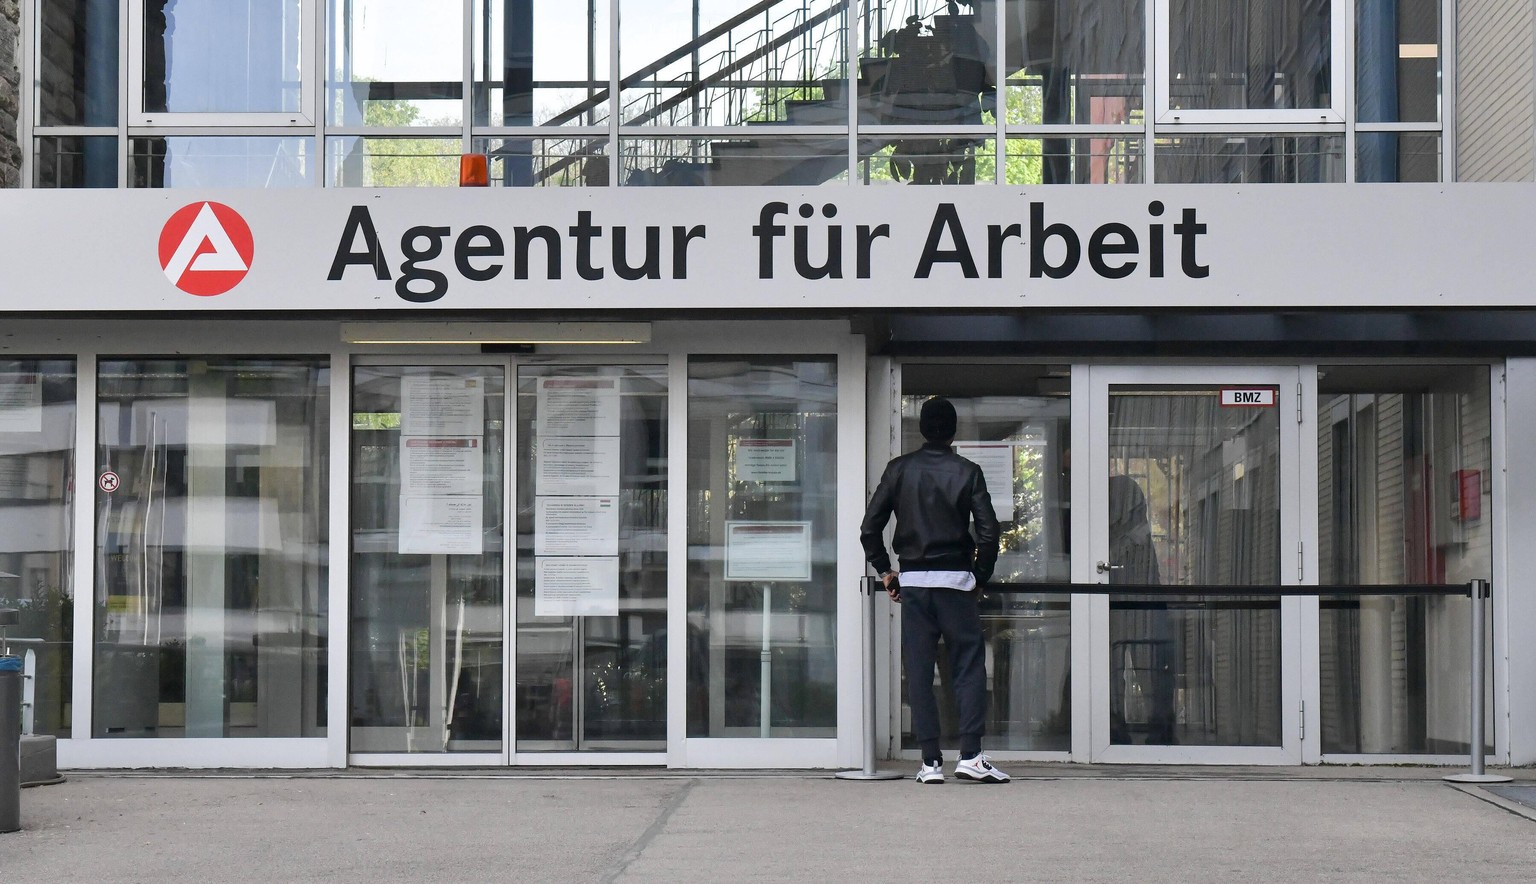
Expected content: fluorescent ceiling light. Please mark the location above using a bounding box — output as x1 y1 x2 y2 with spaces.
341 322 651 345
1399 43 1438 59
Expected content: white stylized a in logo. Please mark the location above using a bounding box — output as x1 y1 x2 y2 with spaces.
161 202 249 285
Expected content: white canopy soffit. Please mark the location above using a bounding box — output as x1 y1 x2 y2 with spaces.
0 185 1531 312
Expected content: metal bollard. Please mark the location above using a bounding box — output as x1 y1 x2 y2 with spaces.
1 653 20 833
1445 579 1511 784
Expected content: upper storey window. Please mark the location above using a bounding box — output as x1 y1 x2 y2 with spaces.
31 0 1445 185
328 0 464 128
131 0 315 125
618 0 850 128
1357 0 1439 123
1003 0 1146 128
1158 0 1342 124
474 0 610 128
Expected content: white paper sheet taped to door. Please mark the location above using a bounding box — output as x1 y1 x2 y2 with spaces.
398 495 484 555
733 438 797 482
535 496 620 556
536 376 621 437
400 436 482 496
536 435 621 495
724 521 812 581
535 556 620 617
953 442 1015 522
400 371 486 436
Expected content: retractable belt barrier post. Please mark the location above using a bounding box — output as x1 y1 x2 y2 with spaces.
836 578 902 781
1445 579 1511 784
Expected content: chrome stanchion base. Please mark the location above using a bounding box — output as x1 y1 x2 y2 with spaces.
834 769 904 781
1444 773 1514 784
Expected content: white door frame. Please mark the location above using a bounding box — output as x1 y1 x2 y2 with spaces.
52 322 342 770
345 354 512 768
1085 364 1306 764
507 354 670 767
879 359 1078 764
347 352 677 768
664 324 866 769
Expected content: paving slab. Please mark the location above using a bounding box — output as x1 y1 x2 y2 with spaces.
1482 782 1536 814
2 770 1533 883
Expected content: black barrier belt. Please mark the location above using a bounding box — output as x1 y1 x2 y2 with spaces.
863 577 1476 598
988 581 1475 597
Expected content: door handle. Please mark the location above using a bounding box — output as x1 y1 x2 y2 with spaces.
1096 561 1124 574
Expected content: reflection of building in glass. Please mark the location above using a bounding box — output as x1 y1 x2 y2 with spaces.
92 360 330 740
17 0 1452 188
1317 366 1495 755
0 363 76 737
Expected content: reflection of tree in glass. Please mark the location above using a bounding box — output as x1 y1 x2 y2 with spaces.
975 86 1043 184
864 88 1048 184
996 442 1045 581
359 96 459 187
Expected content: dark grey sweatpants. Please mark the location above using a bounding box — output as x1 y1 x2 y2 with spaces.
901 585 986 760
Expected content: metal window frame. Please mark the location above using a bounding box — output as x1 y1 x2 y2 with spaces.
14 0 1457 188
1152 0 1349 127
125 0 318 128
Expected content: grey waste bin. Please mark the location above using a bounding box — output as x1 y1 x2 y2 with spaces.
1 654 20 834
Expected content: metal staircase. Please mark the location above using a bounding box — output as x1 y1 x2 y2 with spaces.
523 0 996 186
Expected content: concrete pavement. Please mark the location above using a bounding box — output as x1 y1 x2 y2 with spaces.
2 767 1534 882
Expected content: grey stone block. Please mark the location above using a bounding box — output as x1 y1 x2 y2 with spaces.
20 734 61 787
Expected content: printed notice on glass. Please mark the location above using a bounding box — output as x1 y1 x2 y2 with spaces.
535 556 620 617
400 372 485 437
733 438 797 482
401 436 482 497
954 442 1015 522
536 436 621 496
0 372 43 434
399 495 484 555
536 496 619 556
536 377 621 438
724 521 812 582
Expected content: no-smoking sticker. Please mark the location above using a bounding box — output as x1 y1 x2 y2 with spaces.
98 471 120 493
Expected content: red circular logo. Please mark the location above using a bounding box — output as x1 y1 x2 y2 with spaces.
158 202 255 296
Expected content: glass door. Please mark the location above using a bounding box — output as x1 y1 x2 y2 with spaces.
513 364 668 756
1088 366 1302 763
348 358 670 763
349 363 506 758
685 358 840 741
891 363 1074 760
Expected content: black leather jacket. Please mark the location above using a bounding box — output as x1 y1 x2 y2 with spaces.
860 442 1000 583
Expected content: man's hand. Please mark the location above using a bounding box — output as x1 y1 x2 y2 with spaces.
882 571 901 603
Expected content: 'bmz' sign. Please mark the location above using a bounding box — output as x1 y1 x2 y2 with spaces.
1220 388 1278 407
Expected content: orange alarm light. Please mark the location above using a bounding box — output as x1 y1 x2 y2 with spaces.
459 154 489 187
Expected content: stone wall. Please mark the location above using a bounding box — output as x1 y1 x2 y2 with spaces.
0 0 20 188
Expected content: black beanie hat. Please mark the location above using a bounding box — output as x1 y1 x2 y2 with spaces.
919 397 957 442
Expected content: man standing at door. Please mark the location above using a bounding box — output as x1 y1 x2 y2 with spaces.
860 397 1007 784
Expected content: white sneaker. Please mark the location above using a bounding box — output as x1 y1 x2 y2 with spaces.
915 761 945 784
954 754 1010 783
